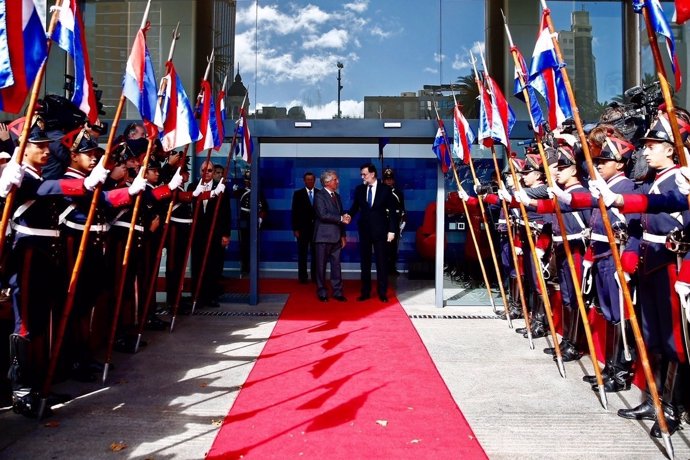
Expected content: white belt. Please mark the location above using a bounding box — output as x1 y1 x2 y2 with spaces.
11 223 60 237
517 219 543 229
240 207 250 213
590 232 616 243
112 221 144 232
64 221 110 233
553 232 585 242
170 217 192 224
642 231 667 244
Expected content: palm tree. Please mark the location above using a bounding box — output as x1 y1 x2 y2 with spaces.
454 74 480 118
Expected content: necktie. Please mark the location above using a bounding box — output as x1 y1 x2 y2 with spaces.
308 189 313 205
367 185 373 207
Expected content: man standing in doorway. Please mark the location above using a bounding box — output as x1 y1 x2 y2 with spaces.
346 163 397 302
291 172 319 283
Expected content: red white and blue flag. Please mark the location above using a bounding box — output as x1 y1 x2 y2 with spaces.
215 87 226 146
452 105 475 165
479 73 515 148
52 0 98 124
123 24 159 131
0 0 48 113
512 46 545 134
528 11 572 129
196 80 221 153
237 107 253 163
432 120 451 174
154 61 201 151
634 0 682 90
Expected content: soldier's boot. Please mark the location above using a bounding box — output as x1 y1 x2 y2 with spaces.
593 323 634 392
524 293 548 339
583 321 617 384
507 277 523 319
544 305 583 361
650 359 684 438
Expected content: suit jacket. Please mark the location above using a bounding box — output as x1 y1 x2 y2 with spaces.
313 189 346 243
348 181 397 242
291 187 318 235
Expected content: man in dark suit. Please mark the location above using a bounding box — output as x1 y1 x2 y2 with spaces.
346 163 397 302
313 170 350 302
291 172 319 283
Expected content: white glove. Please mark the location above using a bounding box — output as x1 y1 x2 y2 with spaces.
399 221 406 233
457 188 469 202
514 246 523 256
167 167 183 191
514 188 530 205
84 156 109 191
548 183 572 205
674 280 690 298
0 159 23 198
497 186 512 202
192 179 205 197
128 174 147 196
258 217 263 228
387 232 395 242
536 248 545 260
675 167 690 196
589 174 617 207
211 182 226 198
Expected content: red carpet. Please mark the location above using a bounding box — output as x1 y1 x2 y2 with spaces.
206 282 487 459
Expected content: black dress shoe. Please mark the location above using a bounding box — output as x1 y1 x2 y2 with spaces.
333 295 347 302
650 412 683 438
318 296 328 302
515 327 528 335
357 295 370 301
583 362 613 384
379 295 388 302
618 398 656 421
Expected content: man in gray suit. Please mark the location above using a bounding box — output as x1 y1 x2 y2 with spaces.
313 170 350 302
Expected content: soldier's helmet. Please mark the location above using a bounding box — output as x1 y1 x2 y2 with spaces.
557 144 577 168
522 153 543 172
596 133 635 162
147 159 161 170
383 166 394 179
71 128 99 153
26 115 52 143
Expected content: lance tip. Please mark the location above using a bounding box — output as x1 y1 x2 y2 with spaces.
661 432 674 459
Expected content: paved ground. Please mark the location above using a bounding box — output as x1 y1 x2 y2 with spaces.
0 277 688 459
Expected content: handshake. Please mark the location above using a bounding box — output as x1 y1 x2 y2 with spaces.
341 213 352 224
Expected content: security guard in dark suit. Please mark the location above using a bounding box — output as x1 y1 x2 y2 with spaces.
239 169 267 275
291 171 319 283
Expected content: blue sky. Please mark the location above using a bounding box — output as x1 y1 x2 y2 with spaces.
234 1 658 119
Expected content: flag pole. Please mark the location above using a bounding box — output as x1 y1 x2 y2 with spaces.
134 22 182 352
167 51 222 332
102 6 168 383
541 0 672 452
0 0 63 261
449 90 512 326
477 49 566 378
502 12 606 405
430 96 499 313
190 91 247 316
467 55 533 345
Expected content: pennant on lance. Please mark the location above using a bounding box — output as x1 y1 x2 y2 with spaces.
122 23 159 132
634 0 682 90
452 105 475 164
0 0 48 113
432 120 451 173
196 80 221 153
154 61 201 151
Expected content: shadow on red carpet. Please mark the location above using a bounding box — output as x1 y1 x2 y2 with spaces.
206 280 487 459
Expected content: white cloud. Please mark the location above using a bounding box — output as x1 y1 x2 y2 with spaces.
433 52 445 63
303 29 350 50
423 67 438 74
370 26 391 39
344 1 369 14
300 99 364 119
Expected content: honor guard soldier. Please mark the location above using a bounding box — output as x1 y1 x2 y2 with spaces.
190 161 230 307
239 169 267 276
590 110 690 435
526 145 592 361
554 125 639 393
382 166 406 275
2 116 107 417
